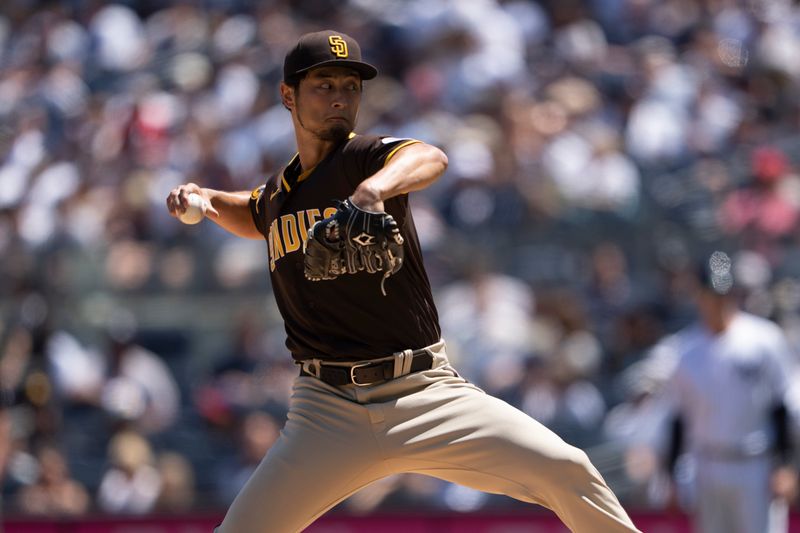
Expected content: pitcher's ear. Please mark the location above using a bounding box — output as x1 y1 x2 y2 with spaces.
280 83 295 111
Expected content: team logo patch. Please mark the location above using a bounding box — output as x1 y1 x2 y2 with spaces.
352 232 375 246
329 35 348 58
732 359 764 382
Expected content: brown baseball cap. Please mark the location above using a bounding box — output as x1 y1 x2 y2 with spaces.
283 30 378 81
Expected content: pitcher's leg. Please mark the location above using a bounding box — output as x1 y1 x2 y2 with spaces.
216 378 387 533
384 375 640 533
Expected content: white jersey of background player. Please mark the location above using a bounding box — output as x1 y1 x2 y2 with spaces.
659 252 798 533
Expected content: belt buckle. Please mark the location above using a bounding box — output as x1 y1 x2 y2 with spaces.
349 361 379 387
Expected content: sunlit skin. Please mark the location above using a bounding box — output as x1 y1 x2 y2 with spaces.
280 66 362 171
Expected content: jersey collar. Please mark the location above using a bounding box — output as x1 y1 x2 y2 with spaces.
278 132 358 194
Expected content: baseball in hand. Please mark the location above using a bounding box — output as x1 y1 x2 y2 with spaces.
179 193 207 225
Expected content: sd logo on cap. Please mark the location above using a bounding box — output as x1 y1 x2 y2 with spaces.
283 30 378 81
328 36 348 58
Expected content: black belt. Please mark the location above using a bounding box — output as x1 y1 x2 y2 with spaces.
299 349 434 387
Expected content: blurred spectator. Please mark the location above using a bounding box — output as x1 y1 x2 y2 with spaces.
512 354 607 449
100 331 181 435
719 146 800 262
97 430 161 515
155 451 196 512
604 303 667 377
14 444 89 516
195 315 293 431
437 263 536 393
584 242 637 356
46 329 105 406
215 410 280 506
541 80 640 217
498 288 607 448
43 323 184 501
624 37 695 165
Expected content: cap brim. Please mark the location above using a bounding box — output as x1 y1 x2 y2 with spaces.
292 60 378 80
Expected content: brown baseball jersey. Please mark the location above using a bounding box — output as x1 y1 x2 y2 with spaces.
249 133 441 362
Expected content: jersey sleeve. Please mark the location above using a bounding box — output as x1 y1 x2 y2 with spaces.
651 354 687 461
248 184 268 237
765 325 795 401
342 134 422 185
340 134 422 224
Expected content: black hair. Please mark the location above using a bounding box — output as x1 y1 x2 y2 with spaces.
282 73 306 111
284 73 305 90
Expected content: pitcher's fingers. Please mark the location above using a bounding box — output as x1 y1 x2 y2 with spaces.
166 192 178 215
167 190 186 215
178 188 191 209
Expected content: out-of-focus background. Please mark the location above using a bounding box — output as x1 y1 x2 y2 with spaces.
2 0 800 530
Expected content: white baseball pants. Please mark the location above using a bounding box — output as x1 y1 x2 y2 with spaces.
694 456 787 533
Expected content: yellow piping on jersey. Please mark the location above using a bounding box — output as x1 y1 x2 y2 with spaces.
298 166 315 183
282 151 331 188
281 172 292 192
280 153 300 192
251 186 265 214
384 140 421 166
281 133 358 190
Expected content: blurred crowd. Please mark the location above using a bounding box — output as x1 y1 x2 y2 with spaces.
3 0 800 518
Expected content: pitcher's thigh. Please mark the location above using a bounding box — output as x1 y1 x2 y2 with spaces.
391 385 639 531
399 387 592 499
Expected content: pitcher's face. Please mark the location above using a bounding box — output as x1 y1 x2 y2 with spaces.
285 66 361 142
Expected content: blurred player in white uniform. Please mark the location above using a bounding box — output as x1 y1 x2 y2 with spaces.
659 252 798 533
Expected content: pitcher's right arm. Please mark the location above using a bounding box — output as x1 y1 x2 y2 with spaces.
167 183 262 239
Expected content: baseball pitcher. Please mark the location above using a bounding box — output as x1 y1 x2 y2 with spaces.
167 30 641 533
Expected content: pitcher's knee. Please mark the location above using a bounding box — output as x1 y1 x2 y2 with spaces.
546 445 600 487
